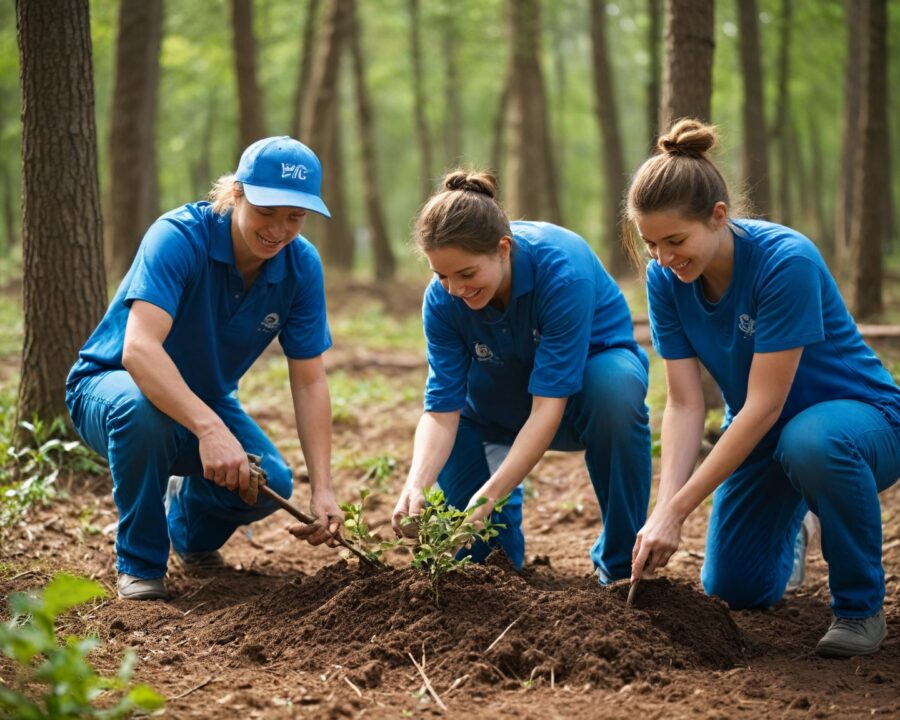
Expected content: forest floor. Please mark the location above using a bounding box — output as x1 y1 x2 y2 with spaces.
2 276 900 719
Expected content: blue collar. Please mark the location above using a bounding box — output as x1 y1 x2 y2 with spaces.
209 210 287 283
509 240 534 300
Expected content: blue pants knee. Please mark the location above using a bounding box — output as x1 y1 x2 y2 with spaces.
66 370 292 579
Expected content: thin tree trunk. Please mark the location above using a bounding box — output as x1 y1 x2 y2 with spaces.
589 0 629 275
647 0 662 150
834 0 862 281
15 0 107 427
736 0 770 218
490 67 511 182
347 0 395 280
409 0 433 201
441 15 462 168
192 89 218 198
291 0 321 140
772 0 792 225
231 0 266 152
806 113 832 259
848 0 887 319
660 0 714 128
106 0 163 282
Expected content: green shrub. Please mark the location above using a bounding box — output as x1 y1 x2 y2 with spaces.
0 573 165 719
340 488 403 564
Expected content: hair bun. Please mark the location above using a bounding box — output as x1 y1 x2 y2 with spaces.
657 118 718 158
443 170 498 199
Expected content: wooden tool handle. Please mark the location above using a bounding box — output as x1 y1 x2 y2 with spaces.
258 484 317 524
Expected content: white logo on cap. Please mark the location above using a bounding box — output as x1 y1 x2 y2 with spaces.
281 163 308 180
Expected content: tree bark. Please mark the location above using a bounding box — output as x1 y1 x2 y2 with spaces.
105 0 163 282
806 113 832 259
736 0 770 218
660 0 714 128
408 0 433 201
834 0 862 281
441 14 462 168
771 0 792 225
231 0 266 152
848 0 887 319
347 0 395 280
191 89 218 198
15 0 107 426
291 0 321 140
647 0 662 150
589 0 629 276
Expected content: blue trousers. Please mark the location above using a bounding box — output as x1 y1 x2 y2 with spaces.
438 347 651 581
66 370 292 579
701 400 900 618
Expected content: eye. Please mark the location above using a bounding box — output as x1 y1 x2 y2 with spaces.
669 238 684 246
459 272 475 280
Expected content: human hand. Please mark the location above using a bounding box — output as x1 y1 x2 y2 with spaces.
631 505 684 581
288 491 343 547
198 426 254 504
464 493 496 530
391 485 427 538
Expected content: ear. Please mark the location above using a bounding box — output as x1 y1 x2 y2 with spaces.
497 236 512 260
232 181 244 203
710 201 728 229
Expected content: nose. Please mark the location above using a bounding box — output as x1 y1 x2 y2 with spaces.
658 248 675 267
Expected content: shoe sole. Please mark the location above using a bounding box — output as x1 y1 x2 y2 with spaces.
815 632 887 658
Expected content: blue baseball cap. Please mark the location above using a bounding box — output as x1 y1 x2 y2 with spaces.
235 136 331 218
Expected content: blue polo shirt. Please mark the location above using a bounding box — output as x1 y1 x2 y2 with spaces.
647 218 900 431
67 202 332 400
423 221 644 432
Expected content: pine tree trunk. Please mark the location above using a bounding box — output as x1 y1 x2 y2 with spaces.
736 0 770 218
589 0 629 276
806 114 832 260
347 0 395 280
490 67 511 184
291 0 321 140
191 89 218 199
231 0 266 152
408 0 433 201
15 0 107 427
0 160 15 252
441 14 462 168
106 0 163 282
647 0 662 150
772 0 792 225
848 0 887 319
834 0 862 281
661 0 714 128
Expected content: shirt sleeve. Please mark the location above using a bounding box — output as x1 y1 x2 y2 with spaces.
646 262 696 360
527 278 593 398
279 246 333 359
422 286 470 412
754 255 825 352
124 218 200 318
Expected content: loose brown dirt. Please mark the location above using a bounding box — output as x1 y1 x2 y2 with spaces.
2 278 899 718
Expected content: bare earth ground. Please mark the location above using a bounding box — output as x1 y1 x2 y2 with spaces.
2 278 899 719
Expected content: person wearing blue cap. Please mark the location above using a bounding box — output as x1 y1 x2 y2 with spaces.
626 119 900 657
66 137 342 600
390 169 652 582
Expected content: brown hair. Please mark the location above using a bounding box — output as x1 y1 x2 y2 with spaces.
414 170 512 255
209 174 240 214
624 118 740 269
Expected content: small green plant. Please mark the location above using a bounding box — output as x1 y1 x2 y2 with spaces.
340 488 403 564
0 573 165 718
403 487 507 606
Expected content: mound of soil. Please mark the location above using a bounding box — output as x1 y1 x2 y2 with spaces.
95 555 743 695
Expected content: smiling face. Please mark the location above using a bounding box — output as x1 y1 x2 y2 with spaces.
231 188 308 271
425 238 512 311
634 202 730 284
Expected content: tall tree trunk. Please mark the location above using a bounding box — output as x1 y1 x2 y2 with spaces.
408 0 433 201
806 113 832 259
106 0 163 282
504 0 561 222
589 0 629 276
660 0 714 128
303 0 353 269
490 67 511 183
736 0 770 218
291 0 321 140
0 160 15 252
771 0 792 225
15 0 107 427
231 0 266 152
191 89 218 198
848 0 887 319
347 0 395 280
441 14 462 168
834 0 862 281
647 0 662 150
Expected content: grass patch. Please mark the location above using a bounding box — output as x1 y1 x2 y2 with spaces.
330 304 425 352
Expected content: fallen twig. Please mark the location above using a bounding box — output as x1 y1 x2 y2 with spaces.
171 672 217 700
444 674 469 698
485 616 521 654
408 652 447 712
342 675 363 697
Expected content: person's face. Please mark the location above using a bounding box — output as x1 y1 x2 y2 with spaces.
634 202 728 283
425 238 511 310
232 189 308 263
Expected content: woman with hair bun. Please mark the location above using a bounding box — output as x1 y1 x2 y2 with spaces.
627 118 900 657
391 170 652 584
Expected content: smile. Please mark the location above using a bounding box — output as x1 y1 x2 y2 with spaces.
257 233 281 249
673 260 689 270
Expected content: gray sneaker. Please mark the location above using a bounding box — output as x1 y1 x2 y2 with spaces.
172 548 226 570
815 610 887 657
117 574 169 601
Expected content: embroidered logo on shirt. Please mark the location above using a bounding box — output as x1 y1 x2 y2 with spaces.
738 313 756 338
532 328 542 344
258 313 281 333
474 342 497 362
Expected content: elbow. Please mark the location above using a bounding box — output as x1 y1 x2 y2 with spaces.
121 338 149 377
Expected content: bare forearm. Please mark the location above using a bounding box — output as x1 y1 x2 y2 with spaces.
292 379 333 495
405 411 460 490
656 402 705 507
